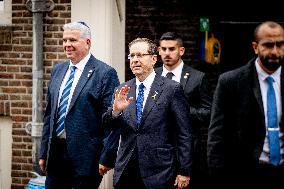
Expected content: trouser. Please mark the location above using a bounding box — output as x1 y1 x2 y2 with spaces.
45 138 102 189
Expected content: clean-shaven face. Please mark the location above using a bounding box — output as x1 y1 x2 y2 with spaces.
63 29 90 64
129 41 156 80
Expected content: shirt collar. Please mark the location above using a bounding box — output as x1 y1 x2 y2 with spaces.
255 58 281 83
136 71 156 90
162 61 184 77
69 52 91 71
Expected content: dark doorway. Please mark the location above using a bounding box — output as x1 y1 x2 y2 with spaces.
216 21 258 73
214 18 284 74
199 19 284 94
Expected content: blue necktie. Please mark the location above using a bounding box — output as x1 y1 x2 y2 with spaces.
56 66 76 136
266 76 281 166
136 83 144 128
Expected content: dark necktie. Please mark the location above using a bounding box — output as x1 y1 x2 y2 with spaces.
166 72 174 80
56 66 76 136
266 76 281 166
136 83 144 128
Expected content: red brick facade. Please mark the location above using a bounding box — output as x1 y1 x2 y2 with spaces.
0 0 71 188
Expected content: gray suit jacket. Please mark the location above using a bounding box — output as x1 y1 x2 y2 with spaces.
40 55 120 176
103 74 193 188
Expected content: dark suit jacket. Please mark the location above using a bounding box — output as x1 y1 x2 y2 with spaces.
156 64 211 128
207 58 284 180
40 55 120 176
102 74 193 188
156 64 212 172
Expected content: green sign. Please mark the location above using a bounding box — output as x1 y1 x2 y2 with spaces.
200 18 210 32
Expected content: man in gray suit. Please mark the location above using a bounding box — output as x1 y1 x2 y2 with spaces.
103 37 193 189
39 21 120 189
207 21 284 188
155 32 212 188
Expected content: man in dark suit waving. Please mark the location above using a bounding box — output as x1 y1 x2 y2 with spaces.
39 21 120 189
155 32 212 188
103 37 193 189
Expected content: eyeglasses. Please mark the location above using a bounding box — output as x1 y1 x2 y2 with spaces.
128 53 152 60
258 40 284 50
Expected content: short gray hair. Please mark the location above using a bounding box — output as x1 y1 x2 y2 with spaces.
63 21 91 40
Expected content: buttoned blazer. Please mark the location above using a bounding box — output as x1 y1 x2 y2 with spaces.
103 74 193 188
207 58 284 178
40 55 120 175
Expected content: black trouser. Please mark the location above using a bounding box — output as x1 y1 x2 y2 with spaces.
209 163 284 189
254 163 284 189
114 148 146 189
45 138 102 189
114 147 176 189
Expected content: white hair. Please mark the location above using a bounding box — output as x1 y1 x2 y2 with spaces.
63 21 91 40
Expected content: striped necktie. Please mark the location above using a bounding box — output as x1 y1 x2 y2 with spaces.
56 66 76 136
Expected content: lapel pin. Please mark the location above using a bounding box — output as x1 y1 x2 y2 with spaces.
87 70 93 78
184 72 189 79
151 91 158 101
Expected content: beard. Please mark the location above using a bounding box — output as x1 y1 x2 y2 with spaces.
259 55 284 72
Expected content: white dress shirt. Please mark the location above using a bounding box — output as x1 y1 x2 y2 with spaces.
161 61 184 83
136 71 156 111
255 58 283 163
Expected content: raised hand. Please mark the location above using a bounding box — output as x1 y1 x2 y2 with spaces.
174 175 190 189
99 164 111 176
113 85 134 113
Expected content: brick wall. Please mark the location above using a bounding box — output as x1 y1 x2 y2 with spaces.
125 0 203 81
0 0 71 188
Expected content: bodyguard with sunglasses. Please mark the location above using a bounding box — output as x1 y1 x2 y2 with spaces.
208 21 284 189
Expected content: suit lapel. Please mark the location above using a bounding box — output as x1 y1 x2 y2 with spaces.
67 55 96 113
180 65 191 89
155 67 162 75
280 68 284 128
127 80 137 129
156 65 190 89
251 61 265 116
52 62 69 112
140 75 164 127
